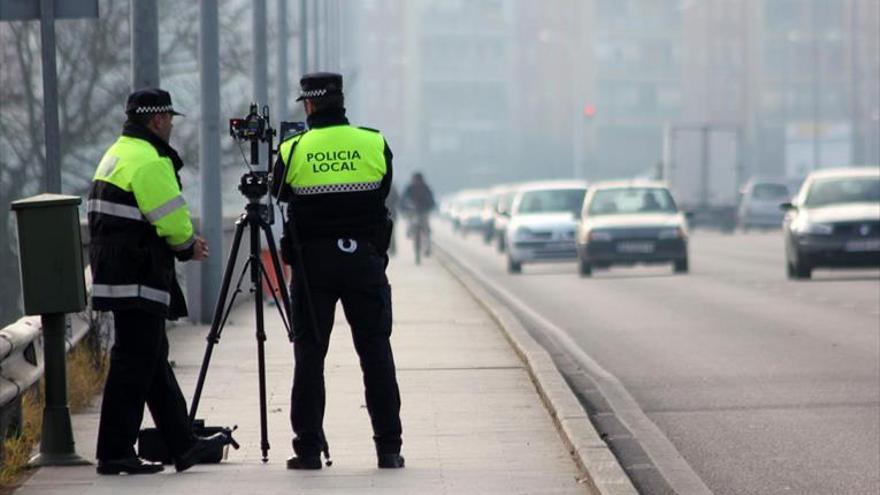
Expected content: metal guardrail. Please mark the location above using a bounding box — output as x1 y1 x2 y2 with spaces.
0 267 105 443
0 310 95 411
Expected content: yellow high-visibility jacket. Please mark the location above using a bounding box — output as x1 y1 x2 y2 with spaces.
87 124 194 318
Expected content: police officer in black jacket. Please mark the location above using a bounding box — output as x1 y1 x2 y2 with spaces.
272 72 404 470
89 88 227 475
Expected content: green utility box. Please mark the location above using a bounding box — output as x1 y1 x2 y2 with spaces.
10 194 86 315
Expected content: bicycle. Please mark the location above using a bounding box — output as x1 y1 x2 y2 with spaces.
408 211 431 265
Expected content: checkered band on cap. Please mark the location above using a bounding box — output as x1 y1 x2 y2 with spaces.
134 105 175 114
293 181 381 195
299 89 328 99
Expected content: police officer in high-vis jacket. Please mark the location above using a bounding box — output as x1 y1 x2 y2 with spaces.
89 88 226 475
271 72 404 470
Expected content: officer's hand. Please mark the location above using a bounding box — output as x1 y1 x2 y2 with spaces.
193 236 209 261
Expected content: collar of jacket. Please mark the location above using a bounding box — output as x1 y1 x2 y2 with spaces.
122 121 185 173
306 107 349 129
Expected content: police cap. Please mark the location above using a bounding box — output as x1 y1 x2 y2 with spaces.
125 88 184 116
296 72 343 101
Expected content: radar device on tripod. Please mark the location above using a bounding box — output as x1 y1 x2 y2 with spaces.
187 104 308 463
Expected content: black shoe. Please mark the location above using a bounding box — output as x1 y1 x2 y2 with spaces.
286 455 322 470
174 432 228 473
377 453 405 469
97 457 164 475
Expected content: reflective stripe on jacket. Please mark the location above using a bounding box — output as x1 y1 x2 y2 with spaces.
88 132 193 318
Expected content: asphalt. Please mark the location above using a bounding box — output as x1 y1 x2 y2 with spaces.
11 240 633 495
432 224 880 495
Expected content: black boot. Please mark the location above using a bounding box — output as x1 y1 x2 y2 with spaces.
286 455 322 470
377 453 405 469
174 432 229 472
97 457 164 475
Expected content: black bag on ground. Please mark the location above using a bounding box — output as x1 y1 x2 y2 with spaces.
138 420 232 464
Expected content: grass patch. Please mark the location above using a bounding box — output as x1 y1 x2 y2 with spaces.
0 342 107 491
67 340 108 411
0 389 41 488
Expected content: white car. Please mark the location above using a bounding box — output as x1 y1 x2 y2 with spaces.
782 167 880 279
576 181 689 276
452 189 489 235
505 180 588 273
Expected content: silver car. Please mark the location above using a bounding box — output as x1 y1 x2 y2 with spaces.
505 181 588 273
738 178 790 231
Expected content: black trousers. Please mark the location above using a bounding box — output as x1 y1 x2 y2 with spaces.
289 239 402 457
96 310 194 461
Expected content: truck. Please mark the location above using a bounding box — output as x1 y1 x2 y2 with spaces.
661 124 744 232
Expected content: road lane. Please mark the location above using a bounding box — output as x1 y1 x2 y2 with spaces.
430 223 880 495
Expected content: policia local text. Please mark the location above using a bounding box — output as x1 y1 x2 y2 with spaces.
307 150 361 172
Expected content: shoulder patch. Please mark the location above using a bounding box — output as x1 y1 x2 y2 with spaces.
357 126 381 133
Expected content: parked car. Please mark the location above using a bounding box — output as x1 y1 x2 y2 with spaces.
505 180 588 273
576 181 689 276
738 178 791 231
782 167 880 279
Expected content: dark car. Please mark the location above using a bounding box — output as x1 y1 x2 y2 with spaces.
576 181 689 276
782 167 880 279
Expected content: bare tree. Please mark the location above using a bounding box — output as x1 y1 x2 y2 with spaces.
1 0 268 326
0 2 130 326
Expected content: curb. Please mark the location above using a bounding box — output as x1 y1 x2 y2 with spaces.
434 245 639 495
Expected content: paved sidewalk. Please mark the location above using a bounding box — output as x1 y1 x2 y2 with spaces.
13 247 589 494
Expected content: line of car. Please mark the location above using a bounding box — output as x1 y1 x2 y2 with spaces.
440 167 880 280
441 179 690 276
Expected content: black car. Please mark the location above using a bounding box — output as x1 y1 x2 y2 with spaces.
576 181 689 276
782 167 880 279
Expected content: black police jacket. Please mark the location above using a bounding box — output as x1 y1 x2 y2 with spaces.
271 107 394 253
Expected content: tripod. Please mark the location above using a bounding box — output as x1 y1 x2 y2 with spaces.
188 172 292 463
188 105 326 464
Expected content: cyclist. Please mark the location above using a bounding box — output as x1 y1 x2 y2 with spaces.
400 172 436 259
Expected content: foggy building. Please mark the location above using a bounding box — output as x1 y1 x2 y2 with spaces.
340 0 412 186
411 0 515 192
511 0 592 183
341 0 878 193
346 0 515 193
681 0 880 180
590 0 683 180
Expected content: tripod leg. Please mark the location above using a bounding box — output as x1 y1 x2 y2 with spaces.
190 216 247 423
250 219 271 463
258 261 291 336
260 223 293 339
